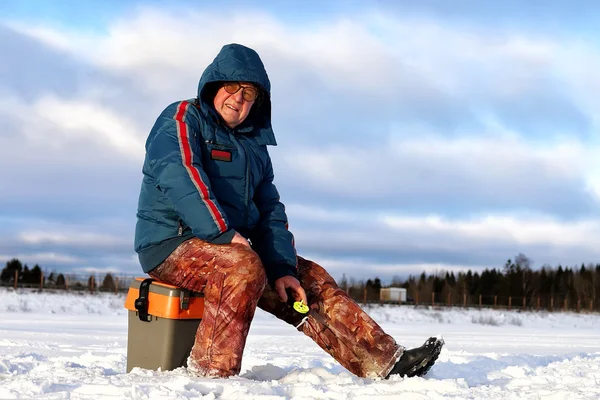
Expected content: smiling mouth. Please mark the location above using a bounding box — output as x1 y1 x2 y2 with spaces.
226 104 239 112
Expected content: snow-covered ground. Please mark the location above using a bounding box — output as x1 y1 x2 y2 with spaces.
0 289 599 399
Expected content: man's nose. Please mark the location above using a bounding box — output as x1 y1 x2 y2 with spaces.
232 89 244 102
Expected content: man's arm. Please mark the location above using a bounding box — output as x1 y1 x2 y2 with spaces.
251 153 298 284
147 101 235 243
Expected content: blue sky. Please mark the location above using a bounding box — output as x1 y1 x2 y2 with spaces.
2 0 600 282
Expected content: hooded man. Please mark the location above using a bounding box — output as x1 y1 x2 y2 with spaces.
134 43 443 379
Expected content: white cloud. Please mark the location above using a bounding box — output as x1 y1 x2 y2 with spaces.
2 5 600 278
5 7 600 143
0 222 138 276
281 135 591 202
8 7 600 105
305 255 484 280
18 231 125 247
34 96 145 158
289 205 600 279
0 219 135 265
380 214 600 249
0 93 145 159
3 22 75 50
286 203 366 224
0 252 80 265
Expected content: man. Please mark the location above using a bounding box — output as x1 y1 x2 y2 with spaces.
134 43 443 379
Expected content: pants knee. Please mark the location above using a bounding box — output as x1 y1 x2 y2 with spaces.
298 257 337 288
225 247 267 293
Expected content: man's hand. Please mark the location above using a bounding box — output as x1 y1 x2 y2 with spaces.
275 275 308 305
231 231 251 248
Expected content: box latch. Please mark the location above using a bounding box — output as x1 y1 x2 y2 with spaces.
180 289 190 310
134 278 154 322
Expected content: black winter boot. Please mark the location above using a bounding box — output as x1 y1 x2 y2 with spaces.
386 337 444 379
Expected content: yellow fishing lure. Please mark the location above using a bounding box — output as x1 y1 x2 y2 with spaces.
293 301 309 314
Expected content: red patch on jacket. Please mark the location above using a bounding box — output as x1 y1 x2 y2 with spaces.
211 149 232 162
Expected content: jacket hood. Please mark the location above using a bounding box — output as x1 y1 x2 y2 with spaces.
197 43 276 145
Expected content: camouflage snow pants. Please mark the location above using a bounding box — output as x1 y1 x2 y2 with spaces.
148 238 403 378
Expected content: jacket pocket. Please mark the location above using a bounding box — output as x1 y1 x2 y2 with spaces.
203 141 244 179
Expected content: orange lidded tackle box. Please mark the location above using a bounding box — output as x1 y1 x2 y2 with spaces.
124 278 204 372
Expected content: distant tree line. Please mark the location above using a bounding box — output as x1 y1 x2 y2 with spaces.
339 254 600 310
0 258 44 285
0 258 122 292
3 254 600 310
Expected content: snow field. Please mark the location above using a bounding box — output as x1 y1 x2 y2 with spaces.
0 289 599 399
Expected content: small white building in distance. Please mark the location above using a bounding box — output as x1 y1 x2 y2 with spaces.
380 287 407 303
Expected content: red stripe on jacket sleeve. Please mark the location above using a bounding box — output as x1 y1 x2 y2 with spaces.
174 101 228 233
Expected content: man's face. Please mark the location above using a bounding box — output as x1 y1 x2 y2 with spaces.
213 82 258 129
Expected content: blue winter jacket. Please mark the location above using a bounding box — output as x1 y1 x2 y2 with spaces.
134 44 297 283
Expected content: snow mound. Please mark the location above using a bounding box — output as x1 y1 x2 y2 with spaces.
0 288 128 316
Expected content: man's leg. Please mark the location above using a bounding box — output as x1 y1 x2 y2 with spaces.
148 238 266 377
257 256 403 378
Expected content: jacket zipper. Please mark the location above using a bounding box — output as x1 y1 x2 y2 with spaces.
237 136 251 226
178 220 183 236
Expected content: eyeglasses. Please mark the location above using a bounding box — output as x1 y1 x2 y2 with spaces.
222 82 259 102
